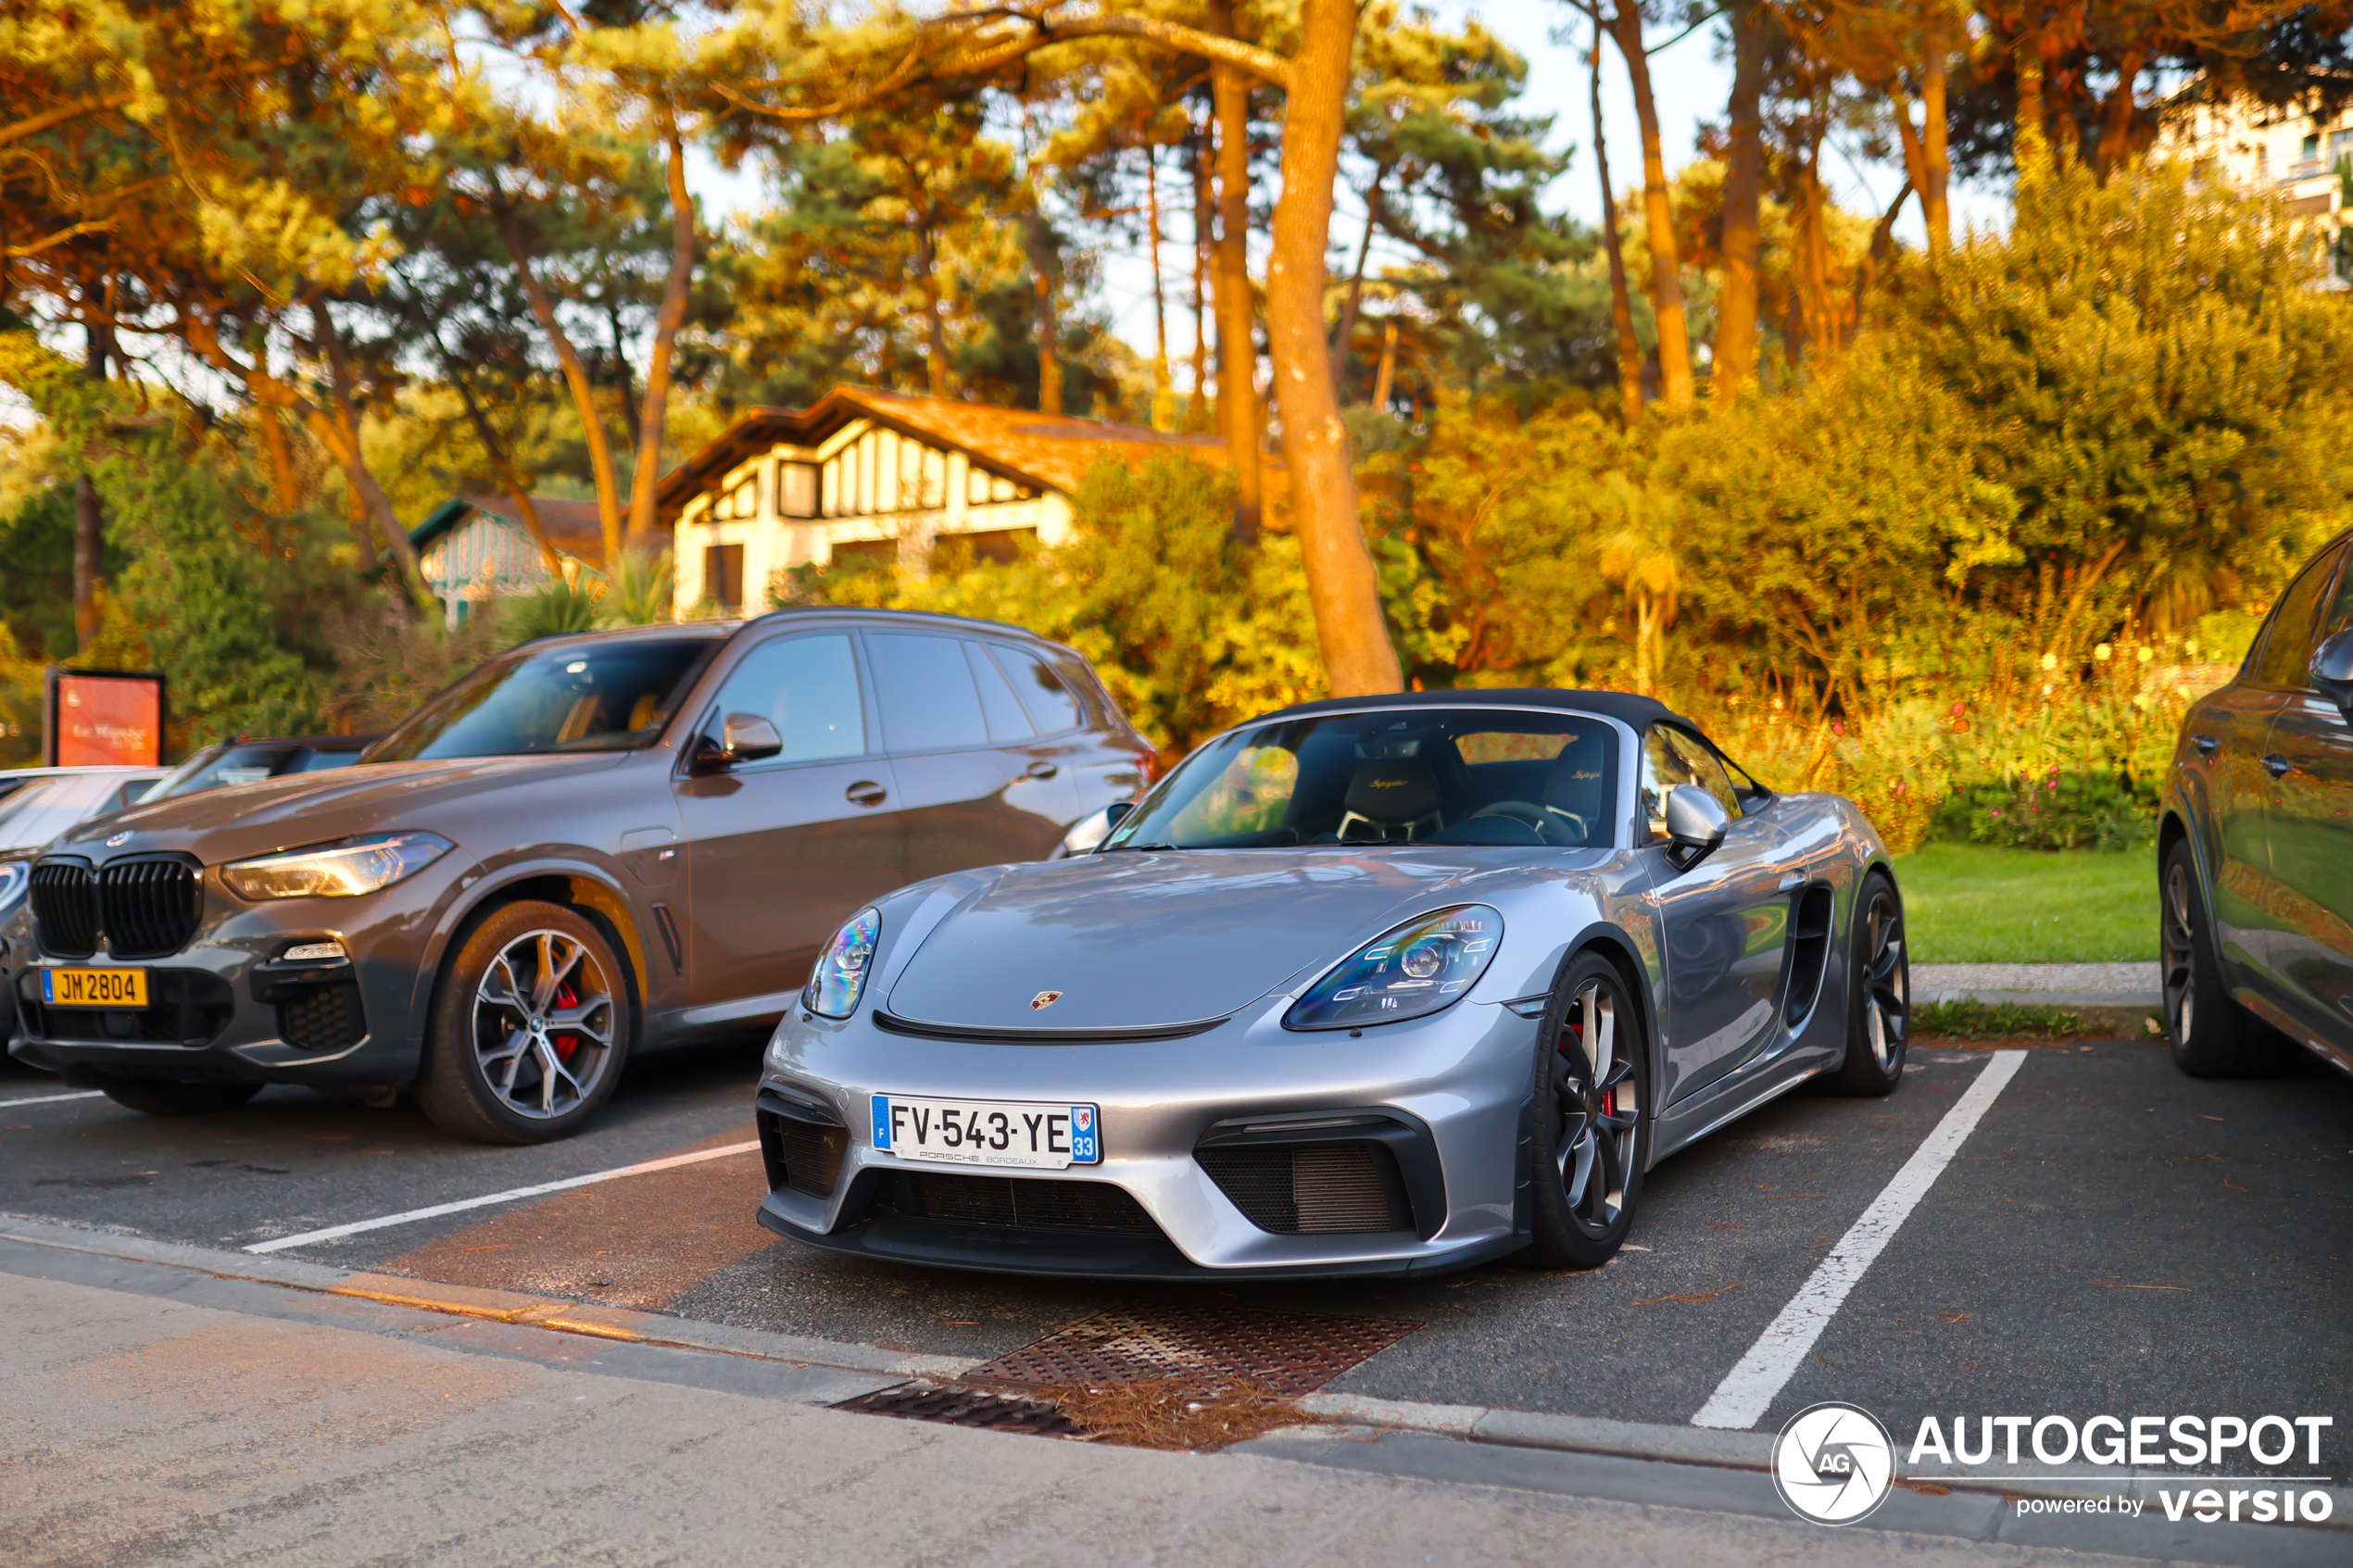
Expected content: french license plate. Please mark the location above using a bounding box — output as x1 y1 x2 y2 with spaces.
42 967 147 1008
870 1095 1101 1170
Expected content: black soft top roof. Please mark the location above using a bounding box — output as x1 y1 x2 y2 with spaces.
1261 687 1693 734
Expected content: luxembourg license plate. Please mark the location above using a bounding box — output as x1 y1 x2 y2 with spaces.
42 967 147 1008
870 1095 1101 1170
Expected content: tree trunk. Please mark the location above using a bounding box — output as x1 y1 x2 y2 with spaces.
73 316 108 650
1715 0 1767 406
1607 2 1693 413
1209 0 1264 543
1028 202 1063 415
1264 0 1400 696
450 373 564 577
1847 180 1913 326
626 125 697 553
914 228 950 396
1330 172 1382 397
256 401 301 514
309 305 423 597
2014 32 2049 188
2093 51 2144 182
1921 41 1951 257
494 199 626 568
1147 148 1173 430
1590 23 1644 426
1191 106 1214 430
1371 319 1398 411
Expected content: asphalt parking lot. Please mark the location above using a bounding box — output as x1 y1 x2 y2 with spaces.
3 1031 2346 1456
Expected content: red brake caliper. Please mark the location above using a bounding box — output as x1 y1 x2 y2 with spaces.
551 982 579 1061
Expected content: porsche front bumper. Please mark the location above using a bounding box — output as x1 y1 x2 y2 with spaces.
751 994 1541 1280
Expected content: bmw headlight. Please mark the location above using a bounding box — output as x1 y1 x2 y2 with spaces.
0 859 26 913
221 832 455 900
1283 905 1504 1031
805 907 881 1018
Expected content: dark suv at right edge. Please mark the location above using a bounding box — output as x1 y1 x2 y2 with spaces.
7 609 1151 1142
2160 527 2353 1080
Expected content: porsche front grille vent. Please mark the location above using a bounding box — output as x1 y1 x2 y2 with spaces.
30 860 97 958
100 859 202 959
778 1118 849 1198
1196 1143 1413 1235
871 1172 1160 1235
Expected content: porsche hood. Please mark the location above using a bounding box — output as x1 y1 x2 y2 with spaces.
884 849 1518 1032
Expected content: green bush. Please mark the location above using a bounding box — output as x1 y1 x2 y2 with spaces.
1933 767 2155 853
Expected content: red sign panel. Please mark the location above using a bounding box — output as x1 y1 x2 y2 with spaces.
46 670 166 768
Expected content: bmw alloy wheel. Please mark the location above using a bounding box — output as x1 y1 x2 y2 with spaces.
472 929 617 1120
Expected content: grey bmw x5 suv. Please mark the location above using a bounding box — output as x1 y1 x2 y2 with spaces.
2161 526 2353 1080
6 609 1151 1141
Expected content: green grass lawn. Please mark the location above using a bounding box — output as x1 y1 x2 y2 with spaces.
1890 843 2158 964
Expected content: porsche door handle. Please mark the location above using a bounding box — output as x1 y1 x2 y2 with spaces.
1023 760 1060 780
2261 754 2292 779
2193 734 2220 759
845 780 888 807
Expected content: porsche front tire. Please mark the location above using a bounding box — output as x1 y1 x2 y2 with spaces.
1519 951 1648 1270
1825 871 1908 1096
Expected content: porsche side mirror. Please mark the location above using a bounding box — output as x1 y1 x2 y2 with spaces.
1054 799 1135 858
1663 784 1729 872
688 712 785 775
2311 630 2353 722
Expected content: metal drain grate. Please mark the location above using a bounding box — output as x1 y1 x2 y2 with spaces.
835 1381 1090 1437
962 1303 1420 1398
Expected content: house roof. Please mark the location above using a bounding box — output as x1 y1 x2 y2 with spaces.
653 385 1229 523
412 495 610 563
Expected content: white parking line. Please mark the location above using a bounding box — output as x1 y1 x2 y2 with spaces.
1691 1049 2029 1431
244 1139 763 1254
0 1091 106 1109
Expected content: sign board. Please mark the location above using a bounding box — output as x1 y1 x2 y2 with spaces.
44 668 167 768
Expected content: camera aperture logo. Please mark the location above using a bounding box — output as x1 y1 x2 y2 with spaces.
1773 1402 1896 1525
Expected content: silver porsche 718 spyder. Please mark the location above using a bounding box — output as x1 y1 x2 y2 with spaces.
752 689 1909 1280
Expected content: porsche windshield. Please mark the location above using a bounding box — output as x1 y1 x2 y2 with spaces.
370 638 715 762
1101 709 1620 850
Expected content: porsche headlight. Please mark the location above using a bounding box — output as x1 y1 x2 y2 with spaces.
805 907 881 1018
1283 905 1504 1031
221 832 455 900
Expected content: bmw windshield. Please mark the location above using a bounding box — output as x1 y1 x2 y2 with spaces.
1100 709 1620 850
368 638 716 762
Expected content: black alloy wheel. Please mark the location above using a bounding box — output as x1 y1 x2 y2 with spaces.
1826 871 1908 1094
417 899 633 1144
2159 839 2298 1077
1520 950 1647 1269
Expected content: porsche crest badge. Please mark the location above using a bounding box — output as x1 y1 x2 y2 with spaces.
1030 990 1063 1010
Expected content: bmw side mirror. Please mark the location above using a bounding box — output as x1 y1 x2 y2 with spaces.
1054 800 1134 859
1663 784 1729 872
2311 630 2353 722
689 712 785 775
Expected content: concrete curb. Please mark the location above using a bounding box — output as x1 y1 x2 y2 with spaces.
6 1212 2346 1526
0 1212 980 1382
1295 1389 2352 1521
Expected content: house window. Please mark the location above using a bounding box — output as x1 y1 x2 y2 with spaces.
711 472 760 521
704 544 746 613
777 460 820 518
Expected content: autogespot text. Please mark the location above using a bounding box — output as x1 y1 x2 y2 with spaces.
1907 1412 2336 1524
